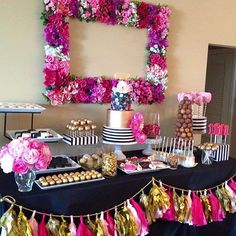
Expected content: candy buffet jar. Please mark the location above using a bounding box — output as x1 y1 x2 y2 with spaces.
102 152 117 177
143 113 160 138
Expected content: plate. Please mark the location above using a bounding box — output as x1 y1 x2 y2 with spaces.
182 162 198 168
118 165 170 175
35 177 105 190
6 128 63 142
36 155 80 174
0 102 45 113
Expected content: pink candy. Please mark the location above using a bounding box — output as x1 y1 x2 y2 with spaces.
177 91 212 105
143 124 160 137
208 123 229 136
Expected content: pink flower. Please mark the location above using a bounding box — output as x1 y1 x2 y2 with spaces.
47 89 64 105
35 157 49 170
22 149 40 165
0 138 52 174
8 139 29 158
13 159 29 174
135 132 147 144
41 145 52 164
45 55 55 63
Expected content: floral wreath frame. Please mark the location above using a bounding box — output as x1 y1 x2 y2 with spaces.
41 0 171 105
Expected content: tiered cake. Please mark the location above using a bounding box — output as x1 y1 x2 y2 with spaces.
102 81 135 143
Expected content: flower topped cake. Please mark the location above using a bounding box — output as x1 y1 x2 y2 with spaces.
111 80 131 111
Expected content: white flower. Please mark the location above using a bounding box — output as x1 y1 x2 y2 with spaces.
115 81 131 93
0 153 14 173
44 45 69 61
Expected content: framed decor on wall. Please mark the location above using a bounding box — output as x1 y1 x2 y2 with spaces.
41 0 171 105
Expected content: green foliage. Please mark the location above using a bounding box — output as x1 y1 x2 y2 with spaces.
40 9 53 26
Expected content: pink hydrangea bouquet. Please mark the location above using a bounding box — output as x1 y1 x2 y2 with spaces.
0 138 52 174
130 112 147 144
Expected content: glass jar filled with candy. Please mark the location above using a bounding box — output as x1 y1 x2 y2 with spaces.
143 113 160 138
102 152 117 177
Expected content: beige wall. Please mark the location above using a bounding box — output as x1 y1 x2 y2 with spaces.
0 0 236 155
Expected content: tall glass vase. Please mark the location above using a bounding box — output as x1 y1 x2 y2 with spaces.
14 169 36 192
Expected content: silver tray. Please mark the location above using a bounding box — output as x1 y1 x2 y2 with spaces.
7 128 63 142
36 155 80 174
35 177 105 190
118 165 170 175
0 102 45 113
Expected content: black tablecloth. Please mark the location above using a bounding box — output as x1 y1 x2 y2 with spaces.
1 151 236 236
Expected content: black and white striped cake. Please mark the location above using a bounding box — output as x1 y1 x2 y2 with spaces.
102 126 135 143
192 115 207 133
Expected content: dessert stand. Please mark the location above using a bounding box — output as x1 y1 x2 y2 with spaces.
142 137 162 156
102 140 137 161
0 102 45 140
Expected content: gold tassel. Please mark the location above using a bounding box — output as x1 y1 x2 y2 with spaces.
0 203 19 236
47 214 60 236
200 192 212 223
120 205 138 236
59 216 72 236
114 207 126 236
95 214 105 236
216 186 232 213
177 191 186 223
147 181 170 222
173 189 181 221
17 206 32 236
139 190 152 224
86 215 97 234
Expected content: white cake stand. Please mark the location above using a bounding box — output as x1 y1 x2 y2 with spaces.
142 137 162 156
102 140 137 161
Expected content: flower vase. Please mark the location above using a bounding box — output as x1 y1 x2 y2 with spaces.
14 169 36 192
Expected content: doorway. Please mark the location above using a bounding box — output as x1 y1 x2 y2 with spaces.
204 45 236 156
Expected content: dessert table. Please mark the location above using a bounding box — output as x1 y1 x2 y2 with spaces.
1 151 236 236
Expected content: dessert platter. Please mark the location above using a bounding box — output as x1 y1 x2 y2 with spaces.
118 156 170 175
0 102 45 113
35 170 104 190
36 155 80 174
7 128 63 142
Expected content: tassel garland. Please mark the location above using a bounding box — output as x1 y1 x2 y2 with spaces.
1 176 236 236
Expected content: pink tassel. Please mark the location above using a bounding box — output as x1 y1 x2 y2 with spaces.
69 215 77 236
76 216 93 236
208 190 225 222
228 179 236 193
191 192 207 226
225 182 236 213
106 211 115 236
38 214 48 236
130 198 149 236
28 210 38 236
162 188 177 222
100 212 111 236
127 200 141 235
